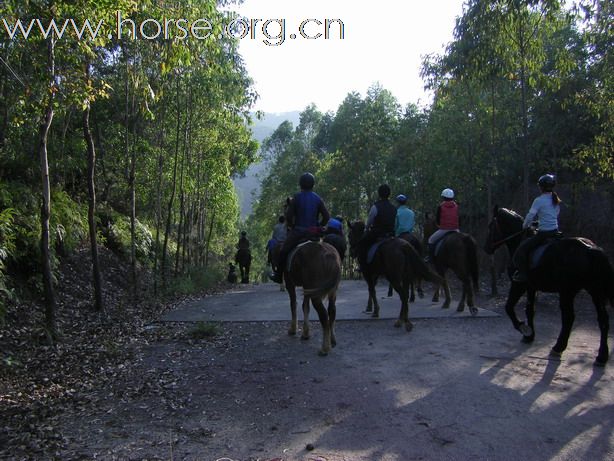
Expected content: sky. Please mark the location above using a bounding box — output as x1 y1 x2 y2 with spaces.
232 0 466 114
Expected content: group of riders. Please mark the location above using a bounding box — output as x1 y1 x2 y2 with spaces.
233 171 561 285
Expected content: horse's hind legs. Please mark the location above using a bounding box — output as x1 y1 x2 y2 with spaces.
589 290 609 366
301 296 311 340
441 277 452 309
551 290 577 358
287 284 298 336
328 292 337 348
311 298 331 356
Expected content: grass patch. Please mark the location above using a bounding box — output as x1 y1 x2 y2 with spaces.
188 321 220 340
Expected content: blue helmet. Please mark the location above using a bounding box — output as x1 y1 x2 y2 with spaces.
395 194 407 204
327 218 343 231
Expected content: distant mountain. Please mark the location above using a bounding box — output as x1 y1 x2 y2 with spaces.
233 111 301 219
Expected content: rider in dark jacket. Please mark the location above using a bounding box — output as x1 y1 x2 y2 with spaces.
269 173 330 283
357 184 396 267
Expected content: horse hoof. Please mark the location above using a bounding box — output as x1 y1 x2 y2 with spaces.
441 304 450 310
394 320 402 328
371 313 379 319
301 335 310 341
456 306 465 313
318 350 329 357
288 330 297 336
521 335 534 344
550 348 562 358
518 323 533 337
469 307 478 316
405 322 413 332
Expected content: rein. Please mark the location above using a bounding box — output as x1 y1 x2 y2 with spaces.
490 217 525 249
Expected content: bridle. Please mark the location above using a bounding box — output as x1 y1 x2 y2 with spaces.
489 216 526 250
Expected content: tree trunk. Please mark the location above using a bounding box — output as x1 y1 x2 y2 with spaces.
83 62 104 312
39 37 57 340
161 77 182 285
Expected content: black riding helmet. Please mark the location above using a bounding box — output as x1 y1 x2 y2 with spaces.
377 184 391 199
299 172 315 190
538 174 556 191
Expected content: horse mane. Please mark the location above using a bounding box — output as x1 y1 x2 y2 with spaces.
499 207 523 220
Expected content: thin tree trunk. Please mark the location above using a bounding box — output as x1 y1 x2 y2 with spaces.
204 208 216 269
83 65 104 312
39 37 57 340
161 77 182 285
123 46 138 298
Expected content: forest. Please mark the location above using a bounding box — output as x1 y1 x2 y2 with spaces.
0 0 612 328
248 0 612 278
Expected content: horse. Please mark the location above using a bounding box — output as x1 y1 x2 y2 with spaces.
423 213 479 314
267 239 285 290
387 232 425 301
234 248 251 284
284 240 342 356
484 206 614 366
347 221 442 331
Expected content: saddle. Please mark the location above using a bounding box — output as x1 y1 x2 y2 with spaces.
433 231 459 257
529 232 563 268
367 236 395 264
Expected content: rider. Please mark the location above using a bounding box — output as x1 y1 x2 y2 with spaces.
357 184 397 267
269 172 330 283
512 174 561 283
236 231 250 251
323 217 347 260
394 194 415 238
426 188 459 262
267 215 288 274
271 215 288 244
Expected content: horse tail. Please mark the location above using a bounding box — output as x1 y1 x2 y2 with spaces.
402 243 441 284
464 235 479 291
302 247 341 299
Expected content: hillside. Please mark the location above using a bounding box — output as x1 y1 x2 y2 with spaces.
233 111 301 219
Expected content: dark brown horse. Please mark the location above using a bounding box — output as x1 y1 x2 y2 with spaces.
284 240 342 356
234 248 251 283
424 213 479 314
485 206 614 366
387 232 425 301
347 221 441 331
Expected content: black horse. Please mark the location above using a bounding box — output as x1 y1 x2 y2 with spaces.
234 248 251 284
348 221 441 331
484 206 614 366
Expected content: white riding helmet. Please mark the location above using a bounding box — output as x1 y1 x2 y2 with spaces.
441 188 455 199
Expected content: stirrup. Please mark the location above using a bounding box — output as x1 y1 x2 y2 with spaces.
512 271 527 283
269 271 282 284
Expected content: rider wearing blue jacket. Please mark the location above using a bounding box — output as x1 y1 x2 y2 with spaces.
269 173 330 283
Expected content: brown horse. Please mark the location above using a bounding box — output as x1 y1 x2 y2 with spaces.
347 221 441 331
284 240 342 356
387 233 425 301
423 213 479 314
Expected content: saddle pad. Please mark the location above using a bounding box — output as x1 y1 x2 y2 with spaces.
367 238 393 264
286 240 315 272
530 241 554 268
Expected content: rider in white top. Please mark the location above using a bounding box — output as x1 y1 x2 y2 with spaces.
512 174 562 283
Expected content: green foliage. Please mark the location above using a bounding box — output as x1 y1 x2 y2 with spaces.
0 208 17 317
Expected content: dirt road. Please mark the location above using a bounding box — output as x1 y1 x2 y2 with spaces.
55 281 613 461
